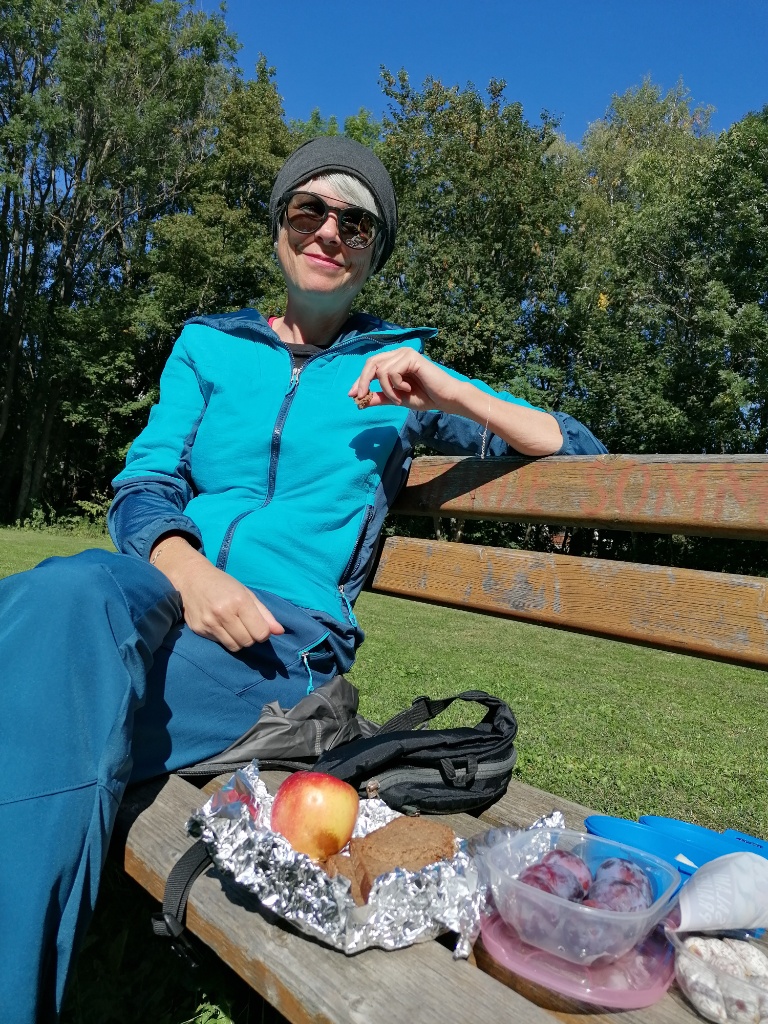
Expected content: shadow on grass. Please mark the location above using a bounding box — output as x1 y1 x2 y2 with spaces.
61 860 289 1024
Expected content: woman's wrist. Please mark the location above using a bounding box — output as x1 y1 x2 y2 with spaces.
149 533 202 582
443 380 491 420
449 383 563 456
440 379 478 418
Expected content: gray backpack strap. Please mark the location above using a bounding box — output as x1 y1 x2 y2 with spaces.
178 674 367 777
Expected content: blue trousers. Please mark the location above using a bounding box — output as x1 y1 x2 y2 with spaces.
0 549 340 1023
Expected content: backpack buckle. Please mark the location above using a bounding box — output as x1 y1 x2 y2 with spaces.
151 912 201 970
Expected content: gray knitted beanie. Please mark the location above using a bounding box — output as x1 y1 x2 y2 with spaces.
270 137 398 273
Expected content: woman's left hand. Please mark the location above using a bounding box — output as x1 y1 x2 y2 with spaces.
349 346 564 456
348 348 462 413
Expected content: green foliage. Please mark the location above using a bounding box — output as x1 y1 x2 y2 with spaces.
366 71 564 400
532 81 768 456
0 0 237 520
290 106 383 148
2 7 767 579
137 56 291 351
289 106 341 140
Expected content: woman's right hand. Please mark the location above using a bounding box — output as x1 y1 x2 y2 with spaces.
149 534 284 652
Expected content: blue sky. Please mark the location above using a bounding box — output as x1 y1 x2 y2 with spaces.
197 0 767 142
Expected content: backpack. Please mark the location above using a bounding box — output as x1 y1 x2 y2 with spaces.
312 688 518 814
154 676 517 950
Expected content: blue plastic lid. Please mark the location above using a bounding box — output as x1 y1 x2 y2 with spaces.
583 816 731 876
722 829 768 858
639 816 768 862
639 816 726 844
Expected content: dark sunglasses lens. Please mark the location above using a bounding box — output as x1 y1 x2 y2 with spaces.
338 209 377 249
285 193 327 233
284 192 378 249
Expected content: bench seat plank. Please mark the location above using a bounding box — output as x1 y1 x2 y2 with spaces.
116 774 558 1024
396 455 768 540
477 777 594 831
117 773 701 1024
372 536 768 666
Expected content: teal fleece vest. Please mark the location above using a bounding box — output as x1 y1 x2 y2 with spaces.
110 309 605 626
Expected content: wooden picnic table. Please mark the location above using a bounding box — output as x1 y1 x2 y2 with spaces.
115 769 702 1024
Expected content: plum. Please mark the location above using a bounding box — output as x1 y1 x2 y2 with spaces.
519 861 583 901
594 857 653 906
541 849 592 897
518 863 559 893
511 894 561 945
587 878 650 912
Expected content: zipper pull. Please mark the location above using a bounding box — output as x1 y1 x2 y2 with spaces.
301 652 314 694
339 585 358 627
285 366 300 395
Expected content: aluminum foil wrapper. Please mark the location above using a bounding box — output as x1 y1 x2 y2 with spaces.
187 761 563 958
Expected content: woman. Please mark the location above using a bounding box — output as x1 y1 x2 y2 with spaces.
0 136 606 1021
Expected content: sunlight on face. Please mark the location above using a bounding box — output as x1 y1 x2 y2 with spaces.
276 178 374 308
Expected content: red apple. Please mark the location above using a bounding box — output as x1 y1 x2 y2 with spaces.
270 771 359 861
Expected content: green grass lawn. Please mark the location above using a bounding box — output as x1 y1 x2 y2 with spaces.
349 592 768 837
3 527 766 1023
0 526 115 577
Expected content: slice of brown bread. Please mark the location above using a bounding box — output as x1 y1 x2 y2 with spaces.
324 851 366 906
352 816 456 902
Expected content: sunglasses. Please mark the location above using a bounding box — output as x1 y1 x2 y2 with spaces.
281 191 381 250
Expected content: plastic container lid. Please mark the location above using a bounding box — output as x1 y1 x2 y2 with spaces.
639 817 768 861
584 816 730 876
721 829 768 857
639 816 724 844
481 914 675 1009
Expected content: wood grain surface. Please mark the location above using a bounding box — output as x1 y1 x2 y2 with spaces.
116 775 557 1024
111 452 766 1022
116 773 702 1024
394 455 768 539
371 536 768 666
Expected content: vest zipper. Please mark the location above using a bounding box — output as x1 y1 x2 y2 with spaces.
263 358 301 508
217 331 393 572
261 330 398 510
337 501 376 623
338 585 358 627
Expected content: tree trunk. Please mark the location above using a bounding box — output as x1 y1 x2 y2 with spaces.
13 377 55 521
26 384 60 513
14 423 38 522
0 316 24 446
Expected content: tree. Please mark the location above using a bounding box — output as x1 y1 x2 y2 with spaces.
365 70 566 406
529 80 723 453
0 0 234 521
697 108 768 453
136 57 291 355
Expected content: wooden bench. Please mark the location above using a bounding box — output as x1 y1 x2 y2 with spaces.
115 452 768 1024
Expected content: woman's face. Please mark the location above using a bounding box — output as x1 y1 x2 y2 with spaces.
276 178 375 309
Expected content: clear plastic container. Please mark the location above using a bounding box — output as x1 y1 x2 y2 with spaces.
484 827 681 964
667 930 768 1024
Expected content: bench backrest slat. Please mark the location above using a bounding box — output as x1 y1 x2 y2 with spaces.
393 455 768 540
371 536 768 667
